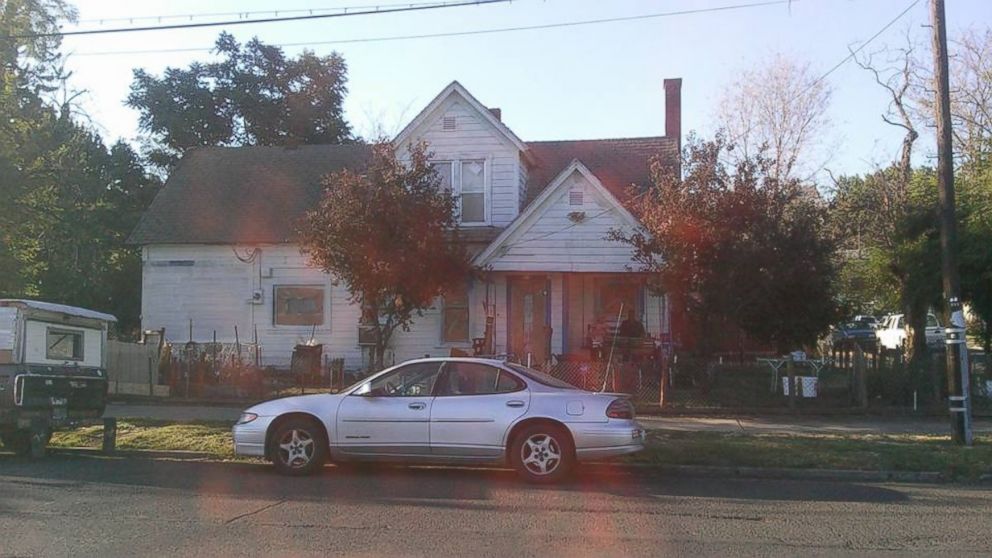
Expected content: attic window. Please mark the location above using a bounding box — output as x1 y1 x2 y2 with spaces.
569 190 584 206
442 116 456 131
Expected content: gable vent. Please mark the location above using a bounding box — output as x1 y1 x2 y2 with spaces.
442 116 456 131
569 190 584 206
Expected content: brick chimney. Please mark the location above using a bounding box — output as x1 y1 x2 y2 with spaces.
488 107 502 121
664 78 682 146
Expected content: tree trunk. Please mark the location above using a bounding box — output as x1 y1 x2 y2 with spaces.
904 299 929 369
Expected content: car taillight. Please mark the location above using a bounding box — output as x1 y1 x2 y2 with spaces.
606 399 634 419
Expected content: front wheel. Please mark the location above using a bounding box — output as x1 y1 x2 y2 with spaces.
269 418 327 476
510 424 574 484
2 429 48 458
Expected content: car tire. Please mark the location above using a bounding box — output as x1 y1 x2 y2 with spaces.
3 430 46 458
510 423 574 484
269 418 327 476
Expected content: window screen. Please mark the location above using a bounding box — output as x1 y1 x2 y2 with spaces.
274 286 325 326
47 328 84 361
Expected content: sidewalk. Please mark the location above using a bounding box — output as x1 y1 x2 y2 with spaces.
105 402 992 435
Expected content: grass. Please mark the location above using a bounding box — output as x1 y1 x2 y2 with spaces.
49 419 237 460
629 430 992 481
47 420 992 481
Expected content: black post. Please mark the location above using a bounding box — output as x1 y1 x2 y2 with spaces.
930 0 973 445
102 417 117 454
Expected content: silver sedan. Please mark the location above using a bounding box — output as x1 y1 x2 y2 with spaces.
233 357 645 483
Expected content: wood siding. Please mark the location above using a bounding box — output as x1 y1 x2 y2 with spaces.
142 244 494 369
485 169 640 272
400 93 523 227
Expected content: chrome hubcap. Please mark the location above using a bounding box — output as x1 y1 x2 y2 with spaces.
520 433 562 476
278 429 314 468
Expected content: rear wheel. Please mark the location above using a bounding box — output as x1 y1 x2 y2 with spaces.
269 418 327 476
2 429 47 458
510 423 574 484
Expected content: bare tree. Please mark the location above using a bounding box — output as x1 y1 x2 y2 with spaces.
853 39 921 249
717 53 833 182
910 28 992 166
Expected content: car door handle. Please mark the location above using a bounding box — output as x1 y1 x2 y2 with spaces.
506 400 525 408
408 402 426 410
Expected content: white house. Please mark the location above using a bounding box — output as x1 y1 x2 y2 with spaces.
129 79 683 369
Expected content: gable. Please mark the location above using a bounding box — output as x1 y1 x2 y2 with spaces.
393 82 527 155
475 162 642 272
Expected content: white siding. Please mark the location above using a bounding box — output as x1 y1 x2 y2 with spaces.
0 308 15 351
142 244 497 369
399 94 523 227
486 169 640 272
142 244 362 367
23 320 103 368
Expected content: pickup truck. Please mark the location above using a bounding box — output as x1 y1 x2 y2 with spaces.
876 313 944 351
1 300 113 457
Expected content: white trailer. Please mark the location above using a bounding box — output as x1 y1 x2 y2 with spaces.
0 299 115 456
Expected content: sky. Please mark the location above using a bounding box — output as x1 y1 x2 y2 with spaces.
58 0 992 178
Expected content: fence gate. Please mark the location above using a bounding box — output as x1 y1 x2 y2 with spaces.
106 340 168 396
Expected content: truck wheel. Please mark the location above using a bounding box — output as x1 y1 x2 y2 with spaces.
3 429 48 458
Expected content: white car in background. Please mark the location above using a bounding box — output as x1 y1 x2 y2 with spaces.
232 358 646 483
876 313 944 351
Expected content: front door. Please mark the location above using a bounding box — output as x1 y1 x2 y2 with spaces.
336 361 443 456
509 276 550 365
429 362 530 458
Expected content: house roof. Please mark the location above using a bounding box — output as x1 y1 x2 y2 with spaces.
128 144 370 245
0 299 117 322
525 136 678 205
129 138 678 245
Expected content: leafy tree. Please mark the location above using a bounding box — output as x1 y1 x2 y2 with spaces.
298 141 473 369
614 135 840 355
128 32 352 171
0 1 160 334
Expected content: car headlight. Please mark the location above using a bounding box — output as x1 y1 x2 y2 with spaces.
236 412 259 425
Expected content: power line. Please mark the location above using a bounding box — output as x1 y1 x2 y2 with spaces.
4 0 512 40
804 0 921 95
74 0 799 57
76 1 466 25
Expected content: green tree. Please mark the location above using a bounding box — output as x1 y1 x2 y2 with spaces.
614 135 840 355
128 33 352 171
298 141 472 369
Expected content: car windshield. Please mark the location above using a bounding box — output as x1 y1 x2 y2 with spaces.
507 363 578 390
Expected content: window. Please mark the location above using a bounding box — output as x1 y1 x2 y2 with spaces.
442 282 470 343
459 160 486 223
47 328 83 361
274 286 324 326
438 362 524 396
356 362 443 397
430 159 487 224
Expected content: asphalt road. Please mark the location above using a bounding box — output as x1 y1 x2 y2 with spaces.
1 453 990 557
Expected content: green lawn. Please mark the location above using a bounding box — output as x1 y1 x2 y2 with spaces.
631 430 992 480
49 420 992 480
50 419 237 460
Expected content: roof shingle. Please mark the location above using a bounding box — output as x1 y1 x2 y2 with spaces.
129 137 678 245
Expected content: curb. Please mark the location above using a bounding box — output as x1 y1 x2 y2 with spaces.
592 462 949 484
50 447 216 460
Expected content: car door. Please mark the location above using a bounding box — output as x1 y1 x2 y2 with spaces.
335 361 442 456
429 362 529 458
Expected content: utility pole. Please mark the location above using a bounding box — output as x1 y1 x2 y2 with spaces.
930 0 972 445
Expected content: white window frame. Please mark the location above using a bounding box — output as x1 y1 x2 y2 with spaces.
433 158 491 226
